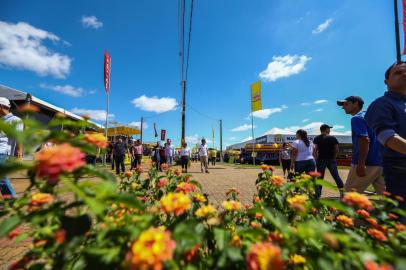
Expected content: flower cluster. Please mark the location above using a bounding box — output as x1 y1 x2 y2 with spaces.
160 192 191 216
195 204 217 218
246 242 284 270
84 133 108 149
222 200 242 211
176 182 196 193
287 195 307 212
343 192 373 210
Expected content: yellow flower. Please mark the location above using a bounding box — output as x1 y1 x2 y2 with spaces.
290 254 306 265
130 227 176 270
193 192 207 203
160 192 191 216
222 200 242 211
246 242 284 270
195 204 217 218
84 133 108 149
30 193 53 206
287 195 308 212
336 215 354 228
131 182 140 190
343 192 373 210
271 176 285 187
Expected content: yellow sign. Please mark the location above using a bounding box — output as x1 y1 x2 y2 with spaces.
101 126 141 136
251 81 262 112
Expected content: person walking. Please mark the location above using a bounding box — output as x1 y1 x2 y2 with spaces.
199 138 209 173
278 143 291 178
113 137 129 175
131 139 143 170
151 142 161 171
313 124 344 198
210 148 217 166
165 139 175 166
180 142 191 173
365 62 406 211
290 129 316 175
337 96 385 194
0 97 23 198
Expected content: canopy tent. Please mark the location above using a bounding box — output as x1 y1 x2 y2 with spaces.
103 126 140 136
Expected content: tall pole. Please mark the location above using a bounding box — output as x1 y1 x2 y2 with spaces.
251 114 255 166
140 117 144 143
103 92 109 165
219 119 223 162
395 0 402 63
181 80 186 143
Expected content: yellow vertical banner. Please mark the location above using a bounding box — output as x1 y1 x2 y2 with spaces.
251 80 262 112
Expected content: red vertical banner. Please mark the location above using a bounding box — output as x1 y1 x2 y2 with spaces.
160 129 166 141
104 51 111 93
403 0 406 54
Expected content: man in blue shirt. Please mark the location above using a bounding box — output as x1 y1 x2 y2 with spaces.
337 96 385 194
365 62 406 211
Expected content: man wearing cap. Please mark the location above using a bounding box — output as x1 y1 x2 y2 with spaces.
0 97 23 197
313 124 344 198
337 96 385 194
365 62 406 210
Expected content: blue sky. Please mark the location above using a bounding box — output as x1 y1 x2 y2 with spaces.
0 0 399 148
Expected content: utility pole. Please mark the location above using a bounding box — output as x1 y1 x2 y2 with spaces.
219 119 223 162
394 0 402 63
181 80 186 143
140 117 144 143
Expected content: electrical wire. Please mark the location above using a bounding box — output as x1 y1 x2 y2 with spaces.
185 0 194 82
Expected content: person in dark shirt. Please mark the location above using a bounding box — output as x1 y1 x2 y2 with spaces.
314 124 344 198
113 137 129 175
337 96 385 194
365 62 406 213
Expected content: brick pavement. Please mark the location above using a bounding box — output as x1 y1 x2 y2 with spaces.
0 162 350 269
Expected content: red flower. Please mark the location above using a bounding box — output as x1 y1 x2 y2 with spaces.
308 171 321 178
54 229 66 244
8 227 21 239
34 143 86 184
185 244 200 262
367 228 387 242
157 178 168 188
364 260 394 270
176 182 197 193
357 209 370 219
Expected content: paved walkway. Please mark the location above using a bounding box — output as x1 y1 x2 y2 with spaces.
0 162 350 269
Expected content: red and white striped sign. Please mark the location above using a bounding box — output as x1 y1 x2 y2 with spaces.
104 51 111 93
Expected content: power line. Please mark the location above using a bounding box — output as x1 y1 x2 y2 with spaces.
186 104 219 122
185 0 195 81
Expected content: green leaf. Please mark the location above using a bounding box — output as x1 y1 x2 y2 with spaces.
213 228 230 250
319 199 354 216
0 215 22 237
315 179 339 191
227 247 243 261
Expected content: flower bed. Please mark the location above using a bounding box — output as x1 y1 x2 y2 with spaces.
0 117 406 269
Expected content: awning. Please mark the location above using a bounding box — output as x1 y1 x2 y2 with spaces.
103 126 140 136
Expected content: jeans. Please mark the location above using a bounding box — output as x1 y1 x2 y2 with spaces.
201 156 209 172
383 157 406 216
181 156 189 171
211 157 216 166
295 159 316 174
114 155 125 175
131 155 142 169
0 154 16 197
316 159 344 198
166 156 173 166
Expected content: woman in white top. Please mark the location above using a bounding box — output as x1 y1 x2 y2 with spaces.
180 142 191 173
290 129 316 174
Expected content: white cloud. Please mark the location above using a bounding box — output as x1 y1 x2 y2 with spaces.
71 108 114 121
314 108 324 112
229 137 236 141
131 95 178 113
40 83 88 97
242 136 253 142
231 124 256 132
334 125 345 129
0 21 71 78
302 118 310 123
81 16 103 29
314 99 328 104
312 18 333 34
185 134 212 144
250 108 283 119
263 122 351 136
259 55 312 82
129 121 149 129
281 104 288 109
301 102 311 106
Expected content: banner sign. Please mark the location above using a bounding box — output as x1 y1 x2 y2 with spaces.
160 129 166 141
251 80 262 112
104 51 111 93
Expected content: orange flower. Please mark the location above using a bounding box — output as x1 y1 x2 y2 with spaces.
395 223 406 232
246 242 284 270
255 213 263 219
271 176 285 187
357 209 370 218
222 200 242 211
124 171 133 179
251 221 261 229
18 104 40 113
367 228 387 242
364 260 394 270
160 163 169 171
261 164 269 171
287 195 307 212
185 244 200 262
173 168 182 176
160 192 191 216
30 193 53 206
176 182 196 193
254 196 262 203
84 133 108 149
308 171 321 178
129 227 176 270
336 215 353 228
388 213 398 220
54 229 66 244
323 233 339 249
342 192 373 210
34 143 86 184
366 217 379 228
230 234 241 246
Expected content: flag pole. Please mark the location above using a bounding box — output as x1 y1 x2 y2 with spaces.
103 92 109 166
251 113 255 166
395 0 402 63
